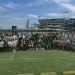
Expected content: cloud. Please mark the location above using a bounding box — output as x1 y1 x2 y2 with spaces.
0 0 52 13
46 13 62 16
38 0 49 3
61 3 75 12
0 4 9 13
5 2 21 9
0 2 22 9
54 0 75 13
54 0 71 3
0 13 25 21
37 0 52 4
70 14 75 18
27 14 39 19
0 1 34 12
0 2 22 13
27 14 44 19
0 14 25 29
25 2 34 7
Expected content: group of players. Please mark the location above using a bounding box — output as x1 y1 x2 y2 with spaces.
0 31 75 51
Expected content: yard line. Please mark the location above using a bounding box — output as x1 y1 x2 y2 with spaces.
0 56 75 61
9 49 16 60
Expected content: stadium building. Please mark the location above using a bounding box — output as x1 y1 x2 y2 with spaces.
38 18 75 31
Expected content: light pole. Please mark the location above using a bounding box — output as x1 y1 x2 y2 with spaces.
63 12 70 32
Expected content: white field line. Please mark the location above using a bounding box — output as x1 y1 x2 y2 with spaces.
9 50 16 60
0 56 75 61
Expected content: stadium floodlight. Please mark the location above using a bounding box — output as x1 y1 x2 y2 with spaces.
64 12 70 20
63 12 70 26
38 16 44 20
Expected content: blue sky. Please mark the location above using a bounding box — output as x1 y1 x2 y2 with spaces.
0 0 75 29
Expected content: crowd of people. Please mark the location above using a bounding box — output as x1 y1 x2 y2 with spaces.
0 31 75 52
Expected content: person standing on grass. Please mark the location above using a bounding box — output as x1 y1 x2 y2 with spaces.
0 39 4 51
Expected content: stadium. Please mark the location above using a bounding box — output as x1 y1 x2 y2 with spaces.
0 15 75 75
1 0 75 74
38 18 75 30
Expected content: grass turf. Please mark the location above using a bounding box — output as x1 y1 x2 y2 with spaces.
0 50 75 75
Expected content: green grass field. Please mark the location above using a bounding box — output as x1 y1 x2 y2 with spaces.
0 50 75 75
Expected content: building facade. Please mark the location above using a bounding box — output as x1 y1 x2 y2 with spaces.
38 18 75 28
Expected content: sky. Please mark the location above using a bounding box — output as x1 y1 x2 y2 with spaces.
0 0 75 29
